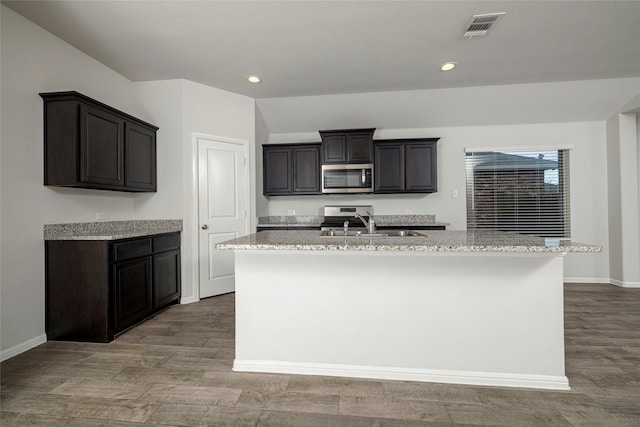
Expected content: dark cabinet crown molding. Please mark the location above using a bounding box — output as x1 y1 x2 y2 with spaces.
40 91 158 130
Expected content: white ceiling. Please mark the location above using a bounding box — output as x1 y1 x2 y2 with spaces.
4 1 640 99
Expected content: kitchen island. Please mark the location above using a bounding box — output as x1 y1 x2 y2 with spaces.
217 230 601 390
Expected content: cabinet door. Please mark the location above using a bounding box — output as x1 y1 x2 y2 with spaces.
322 135 347 163
113 257 153 332
80 104 125 187
405 142 437 192
263 147 292 194
374 143 405 193
292 146 321 194
153 249 181 309
347 133 373 163
125 122 157 191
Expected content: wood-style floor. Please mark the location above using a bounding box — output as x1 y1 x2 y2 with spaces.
1 283 639 426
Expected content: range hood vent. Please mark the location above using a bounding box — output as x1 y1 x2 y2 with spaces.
463 12 505 38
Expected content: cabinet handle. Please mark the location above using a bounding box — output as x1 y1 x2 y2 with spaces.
201 224 208 230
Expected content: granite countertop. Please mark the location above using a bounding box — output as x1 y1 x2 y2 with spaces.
216 230 602 253
368 215 448 227
257 215 449 228
258 216 323 228
44 220 182 240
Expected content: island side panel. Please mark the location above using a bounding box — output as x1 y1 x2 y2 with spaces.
233 250 568 390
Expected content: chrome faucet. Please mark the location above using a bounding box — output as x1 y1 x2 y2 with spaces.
355 213 376 234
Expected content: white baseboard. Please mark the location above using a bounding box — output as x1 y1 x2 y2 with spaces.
0 334 47 362
180 296 199 304
564 277 640 288
233 359 570 391
563 277 610 284
609 279 640 288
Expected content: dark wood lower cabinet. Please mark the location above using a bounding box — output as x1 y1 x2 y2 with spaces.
46 232 181 343
153 249 181 308
45 241 110 342
113 256 153 332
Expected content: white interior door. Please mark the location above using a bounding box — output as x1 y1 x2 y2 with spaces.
198 136 249 298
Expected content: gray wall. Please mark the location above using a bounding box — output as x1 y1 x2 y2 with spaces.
0 6 256 359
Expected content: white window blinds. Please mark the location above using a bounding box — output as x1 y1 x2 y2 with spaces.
465 149 571 238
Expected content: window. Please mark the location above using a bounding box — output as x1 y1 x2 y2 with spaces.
465 149 571 238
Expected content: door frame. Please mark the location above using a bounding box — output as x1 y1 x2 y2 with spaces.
191 132 251 301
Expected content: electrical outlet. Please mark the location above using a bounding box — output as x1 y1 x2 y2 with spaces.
452 189 459 198
287 209 296 215
403 209 412 214
96 212 108 220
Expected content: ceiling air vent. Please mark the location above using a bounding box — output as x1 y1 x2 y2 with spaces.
463 12 505 39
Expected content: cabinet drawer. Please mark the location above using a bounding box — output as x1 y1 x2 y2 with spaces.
153 233 180 252
112 238 152 261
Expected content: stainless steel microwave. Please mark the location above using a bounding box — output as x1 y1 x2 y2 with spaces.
321 164 374 194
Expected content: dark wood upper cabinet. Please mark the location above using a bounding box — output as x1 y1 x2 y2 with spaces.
79 104 125 187
263 146 292 194
374 138 438 193
125 122 157 190
292 145 321 193
263 144 321 196
321 135 347 163
263 132 438 196
320 128 375 164
41 91 158 192
405 142 437 192
374 144 405 192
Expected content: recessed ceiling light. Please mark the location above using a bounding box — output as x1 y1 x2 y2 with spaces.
247 75 261 83
440 62 457 72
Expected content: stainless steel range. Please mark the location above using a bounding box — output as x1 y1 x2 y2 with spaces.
320 205 373 231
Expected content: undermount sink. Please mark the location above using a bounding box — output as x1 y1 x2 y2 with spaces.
320 230 425 238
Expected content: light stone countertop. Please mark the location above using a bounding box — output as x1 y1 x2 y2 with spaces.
257 215 449 228
216 230 602 253
366 215 446 227
44 220 182 240
258 215 323 227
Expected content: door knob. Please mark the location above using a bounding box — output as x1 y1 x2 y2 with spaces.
201 224 208 230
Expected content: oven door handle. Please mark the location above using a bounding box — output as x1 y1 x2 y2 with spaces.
361 169 366 185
